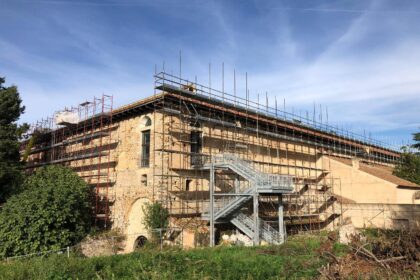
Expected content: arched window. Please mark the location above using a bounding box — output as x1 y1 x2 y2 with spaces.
134 235 148 249
140 116 152 128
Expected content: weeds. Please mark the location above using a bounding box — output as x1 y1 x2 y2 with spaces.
4 231 415 280
0 235 326 280
318 229 420 279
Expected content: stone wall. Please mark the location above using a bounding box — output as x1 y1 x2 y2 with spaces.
342 203 420 230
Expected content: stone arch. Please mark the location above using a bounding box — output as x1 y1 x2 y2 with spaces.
124 197 151 252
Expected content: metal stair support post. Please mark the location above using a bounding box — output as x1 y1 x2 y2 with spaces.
235 175 240 193
253 193 259 245
209 162 215 247
202 153 294 245
278 194 284 244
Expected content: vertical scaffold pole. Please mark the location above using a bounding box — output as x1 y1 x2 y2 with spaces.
209 162 215 247
278 194 284 244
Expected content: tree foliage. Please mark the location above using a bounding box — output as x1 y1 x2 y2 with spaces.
142 202 169 238
393 153 420 185
0 77 27 202
394 131 420 185
412 131 420 150
0 165 92 258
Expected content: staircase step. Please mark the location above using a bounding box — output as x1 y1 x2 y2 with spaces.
201 153 290 244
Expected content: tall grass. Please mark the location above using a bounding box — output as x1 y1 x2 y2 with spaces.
0 235 327 280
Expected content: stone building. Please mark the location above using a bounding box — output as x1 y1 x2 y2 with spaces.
23 72 420 251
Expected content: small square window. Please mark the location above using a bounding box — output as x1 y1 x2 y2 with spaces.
141 174 147 187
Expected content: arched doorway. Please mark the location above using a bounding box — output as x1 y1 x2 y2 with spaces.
125 198 150 252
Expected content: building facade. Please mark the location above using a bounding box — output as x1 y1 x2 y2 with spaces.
23 72 420 251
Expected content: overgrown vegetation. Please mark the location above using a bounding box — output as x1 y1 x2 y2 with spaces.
0 230 420 279
0 165 92 258
142 202 169 239
0 77 28 203
320 229 420 279
0 229 419 279
0 235 328 279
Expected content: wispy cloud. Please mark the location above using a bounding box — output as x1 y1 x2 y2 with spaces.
0 0 419 146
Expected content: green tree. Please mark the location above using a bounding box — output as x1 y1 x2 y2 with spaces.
142 202 169 240
393 153 420 185
393 131 420 185
412 131 420 150
0 165 92 258
0 77 27 202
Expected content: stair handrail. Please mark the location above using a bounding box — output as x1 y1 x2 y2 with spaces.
259 219 281 243
202 153 293 222
234 212 282 244
202 183 254 216
208 153 294 191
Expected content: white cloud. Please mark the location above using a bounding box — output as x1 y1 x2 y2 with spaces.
1 0 419 146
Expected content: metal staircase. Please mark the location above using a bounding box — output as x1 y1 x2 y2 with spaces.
202 153 293 245
231 213 284 244
209 154 293 192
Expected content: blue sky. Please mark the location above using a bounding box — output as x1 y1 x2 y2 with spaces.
1 0 419 148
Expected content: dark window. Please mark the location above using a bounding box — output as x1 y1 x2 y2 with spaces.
141 174 147 187
143 116 152 127
190 120 201 128
186 179 192 191
141 130 150 167
134 236 148 248
190 131 202 166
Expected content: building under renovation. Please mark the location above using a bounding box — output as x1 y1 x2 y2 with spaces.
22 71 420 251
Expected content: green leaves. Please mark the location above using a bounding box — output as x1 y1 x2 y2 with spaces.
0 78 25 125
0 77 27 202
393 153 420 185
393 131 420 185
0 165 92 258
412 131 420 150
142 202 169 240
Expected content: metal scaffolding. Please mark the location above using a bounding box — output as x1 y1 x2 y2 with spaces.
22 94 116 228
152 70 400 244
20 66 402 243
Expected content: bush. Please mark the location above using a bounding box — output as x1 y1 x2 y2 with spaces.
142 202 169 240
0 165 92 258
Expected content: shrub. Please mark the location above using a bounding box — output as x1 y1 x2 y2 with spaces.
142 202 169 240
0 165 92 258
